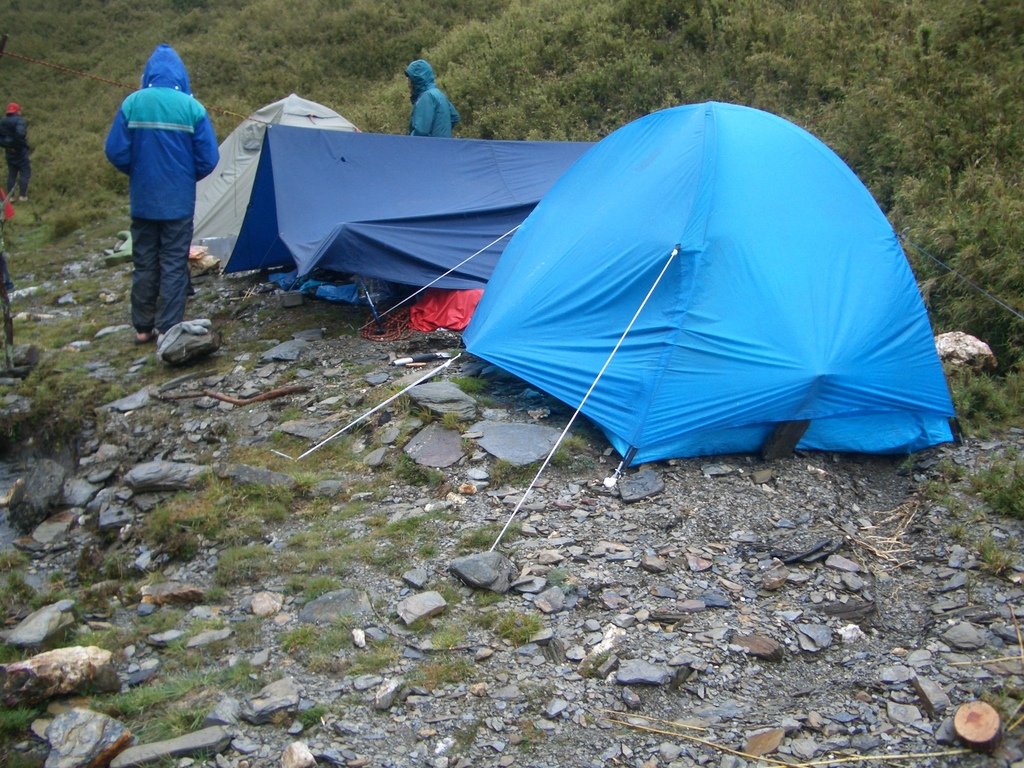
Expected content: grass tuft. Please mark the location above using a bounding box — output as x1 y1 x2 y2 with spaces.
476 609 542 646
971 459 1024 520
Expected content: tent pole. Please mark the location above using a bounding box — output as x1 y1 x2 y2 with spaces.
489 245 681 552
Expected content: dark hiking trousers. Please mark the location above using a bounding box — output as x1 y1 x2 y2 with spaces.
130 217 192 336
6 151 31 198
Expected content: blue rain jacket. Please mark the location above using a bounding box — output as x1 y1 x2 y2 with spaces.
105 44 219 220
405 59 460 138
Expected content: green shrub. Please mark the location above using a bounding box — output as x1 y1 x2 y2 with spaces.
972 460 1024 520
476 608 542 646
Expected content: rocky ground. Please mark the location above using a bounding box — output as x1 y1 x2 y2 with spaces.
1 259 1023 768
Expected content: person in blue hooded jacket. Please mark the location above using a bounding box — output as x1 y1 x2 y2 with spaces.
105 44 219 344
405 59 460 138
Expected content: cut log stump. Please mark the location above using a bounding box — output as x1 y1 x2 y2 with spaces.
953 700 1002 753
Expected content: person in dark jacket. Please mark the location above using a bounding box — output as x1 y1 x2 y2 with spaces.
2 103 31 201
405 59 460 138
105 44 219 344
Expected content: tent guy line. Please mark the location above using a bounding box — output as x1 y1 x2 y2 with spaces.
0 39 253 124
900 231 1024 323
356 225 521 334
489 245 680 553
269 354 461 462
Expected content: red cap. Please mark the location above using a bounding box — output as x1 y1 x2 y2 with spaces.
5 103 19 115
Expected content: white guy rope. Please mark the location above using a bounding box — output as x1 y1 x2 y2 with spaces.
489 245 681 551
271 354 461 461
900 231 1024 322
358 225 521 332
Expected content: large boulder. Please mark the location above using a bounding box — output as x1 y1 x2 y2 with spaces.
449 551 517 593
7 458 66 533
935 331 997 371
1 646 119 706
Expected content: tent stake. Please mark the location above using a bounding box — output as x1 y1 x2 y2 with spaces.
271 354 460 461
489 246 680 552
360 279 385 334
603 446 638 488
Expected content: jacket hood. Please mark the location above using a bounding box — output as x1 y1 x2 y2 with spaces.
405 59 436 99
141 44 192 93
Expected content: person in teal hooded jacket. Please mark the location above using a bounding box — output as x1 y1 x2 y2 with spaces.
105 44 219 344
405 59 460 138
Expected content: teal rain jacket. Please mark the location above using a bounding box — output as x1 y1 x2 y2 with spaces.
405 59 460 138
105 44 219 220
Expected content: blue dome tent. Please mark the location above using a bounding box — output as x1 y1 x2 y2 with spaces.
464 102 956 464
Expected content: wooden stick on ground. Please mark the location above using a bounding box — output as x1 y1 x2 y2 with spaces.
158 384 310 406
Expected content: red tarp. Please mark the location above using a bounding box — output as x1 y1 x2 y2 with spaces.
409 288 483 332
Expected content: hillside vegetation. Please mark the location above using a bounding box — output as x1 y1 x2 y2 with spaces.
2 0 1023 423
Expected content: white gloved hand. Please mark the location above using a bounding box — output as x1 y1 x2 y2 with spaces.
157 319 213 355
179 318 212 335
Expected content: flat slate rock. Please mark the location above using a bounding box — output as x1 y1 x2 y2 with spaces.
8 458 67 533
404 423 464 468
124 461 204 492
103 388 151 413
277 419 335 441
158 328 220 366
470 420 561 466
241 677 301 725
110 726 231 768
396 590 447 625
617 469 664 502
46 709 133 768
261 338 307 362
407 381 477 419
30 510 76 545
214 463 298 489
62 478 99 508
3 599 76 647
298 589 373 624
449 551 517 593
616 659 672 686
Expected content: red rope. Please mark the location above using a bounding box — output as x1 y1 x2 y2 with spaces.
360 307 411 341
